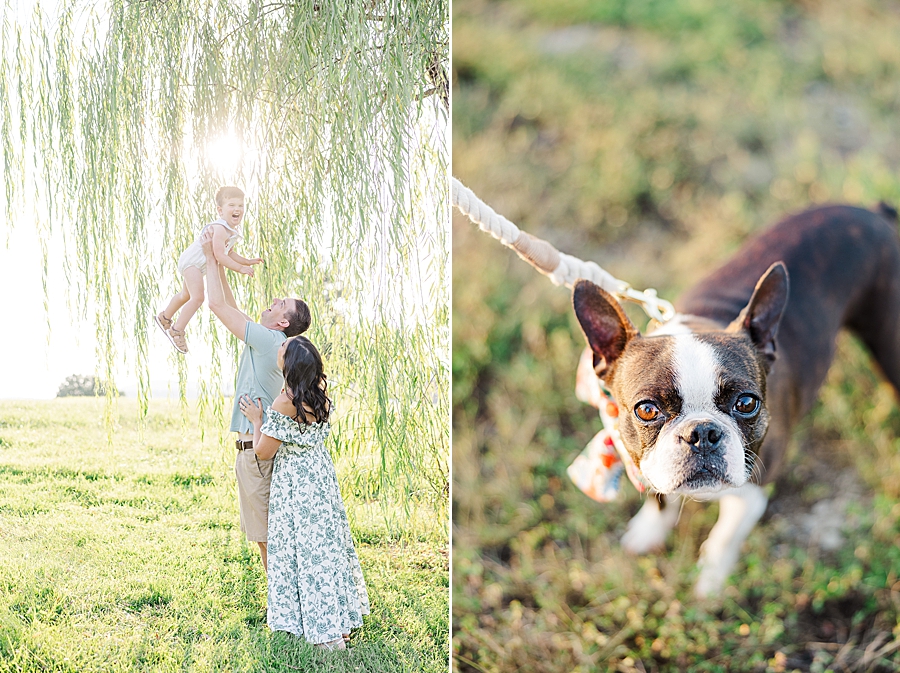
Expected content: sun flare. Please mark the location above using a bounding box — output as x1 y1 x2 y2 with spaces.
205 134 243 176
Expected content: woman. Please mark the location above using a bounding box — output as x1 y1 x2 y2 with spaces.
239 335 369 650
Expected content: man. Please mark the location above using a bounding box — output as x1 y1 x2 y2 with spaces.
201 232 311 571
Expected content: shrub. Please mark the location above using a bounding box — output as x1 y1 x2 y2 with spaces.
56 375 121 398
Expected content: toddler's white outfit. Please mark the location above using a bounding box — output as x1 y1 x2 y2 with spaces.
177 218 242 275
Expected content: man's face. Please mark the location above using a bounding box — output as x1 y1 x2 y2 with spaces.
261 297 295 331
217 197 245 229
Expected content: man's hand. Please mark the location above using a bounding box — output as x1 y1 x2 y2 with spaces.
239 265 255 277
248 257 264 266
201 229 216 259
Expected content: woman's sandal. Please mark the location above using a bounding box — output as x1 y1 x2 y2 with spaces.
315 638 346 651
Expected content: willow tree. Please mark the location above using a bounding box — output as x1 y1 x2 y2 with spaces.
2 1 449 534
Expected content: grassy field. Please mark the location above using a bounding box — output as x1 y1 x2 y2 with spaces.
452 0 900 671
0 399 448 672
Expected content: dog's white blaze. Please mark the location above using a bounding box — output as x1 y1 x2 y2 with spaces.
640 334 749 492
672 334 719 412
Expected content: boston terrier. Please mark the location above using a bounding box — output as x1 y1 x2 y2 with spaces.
572 203 900 597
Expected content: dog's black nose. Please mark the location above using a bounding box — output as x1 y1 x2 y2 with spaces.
682 421 723 455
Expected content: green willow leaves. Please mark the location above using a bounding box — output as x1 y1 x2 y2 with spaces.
2 1 448 536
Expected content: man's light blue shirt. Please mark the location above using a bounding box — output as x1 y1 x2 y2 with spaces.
230 321 286 433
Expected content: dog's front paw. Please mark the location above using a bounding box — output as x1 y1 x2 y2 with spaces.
621 498 680 555
694 562 729 599
694 542 739 599
694 483 769 598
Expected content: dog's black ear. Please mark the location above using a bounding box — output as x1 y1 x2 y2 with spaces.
573 280 639 380
729 262 789 371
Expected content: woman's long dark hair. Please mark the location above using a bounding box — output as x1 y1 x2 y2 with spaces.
282 336 331 424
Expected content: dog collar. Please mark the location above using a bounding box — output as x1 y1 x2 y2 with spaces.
596 386 648 493
567 381 650 502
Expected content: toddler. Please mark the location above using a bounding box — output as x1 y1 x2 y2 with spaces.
156 186 262 353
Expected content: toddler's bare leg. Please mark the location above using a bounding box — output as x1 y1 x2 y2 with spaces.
162 278 191 321
172 267 205 332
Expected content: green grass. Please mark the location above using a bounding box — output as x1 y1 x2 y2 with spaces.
0 399 448 672
453 0 900 670
453 255 900 672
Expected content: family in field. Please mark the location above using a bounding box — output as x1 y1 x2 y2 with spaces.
155 187 369 650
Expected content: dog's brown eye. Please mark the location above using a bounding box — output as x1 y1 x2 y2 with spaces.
634 402 661 422
733 394 760 416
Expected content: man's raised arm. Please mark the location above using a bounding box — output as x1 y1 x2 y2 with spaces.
202 230 251 341
218 260 251 318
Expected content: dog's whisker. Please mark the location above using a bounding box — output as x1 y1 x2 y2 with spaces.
755 453 767 476
749 451 766 484
742 448 764 484
744 453 755 482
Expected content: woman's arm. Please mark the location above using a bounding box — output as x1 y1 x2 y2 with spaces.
238 394 282 460
253 430 282 460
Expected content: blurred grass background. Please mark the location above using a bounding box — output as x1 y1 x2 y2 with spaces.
452 0 900 671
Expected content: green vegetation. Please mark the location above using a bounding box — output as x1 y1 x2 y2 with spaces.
0 399 448 672
452 0 900 670
1 0 448 526
55 375 120 398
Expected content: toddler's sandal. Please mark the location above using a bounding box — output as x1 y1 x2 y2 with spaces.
155 312 173 333
166 327 189 354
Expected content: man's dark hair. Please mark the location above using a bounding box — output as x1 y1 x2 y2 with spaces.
284 299 311 337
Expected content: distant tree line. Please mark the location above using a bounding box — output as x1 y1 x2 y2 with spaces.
57 375 122 398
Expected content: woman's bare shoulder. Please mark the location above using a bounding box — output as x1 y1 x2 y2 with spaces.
271 394 294 415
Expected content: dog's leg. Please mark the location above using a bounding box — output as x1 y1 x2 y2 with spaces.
695 483 768 598
846 241 900 397
851 314 900 399
621 493 681 554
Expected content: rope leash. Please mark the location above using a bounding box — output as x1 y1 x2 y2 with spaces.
452 176 673 499
451 176 676 323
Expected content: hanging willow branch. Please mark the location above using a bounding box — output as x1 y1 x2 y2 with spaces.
2 0 448 535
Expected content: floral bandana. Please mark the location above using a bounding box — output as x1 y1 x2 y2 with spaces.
567 347 647 502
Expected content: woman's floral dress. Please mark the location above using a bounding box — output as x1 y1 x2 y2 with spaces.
259 409 370 643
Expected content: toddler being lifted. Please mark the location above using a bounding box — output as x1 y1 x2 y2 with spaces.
156 186 262 353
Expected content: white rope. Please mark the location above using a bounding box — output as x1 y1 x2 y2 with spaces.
451 176 675 323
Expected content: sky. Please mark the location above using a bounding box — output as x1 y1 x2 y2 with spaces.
0 107 446 401
0 2 165 400
0 120 445 402
0 3 447 401
0 220 210 399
